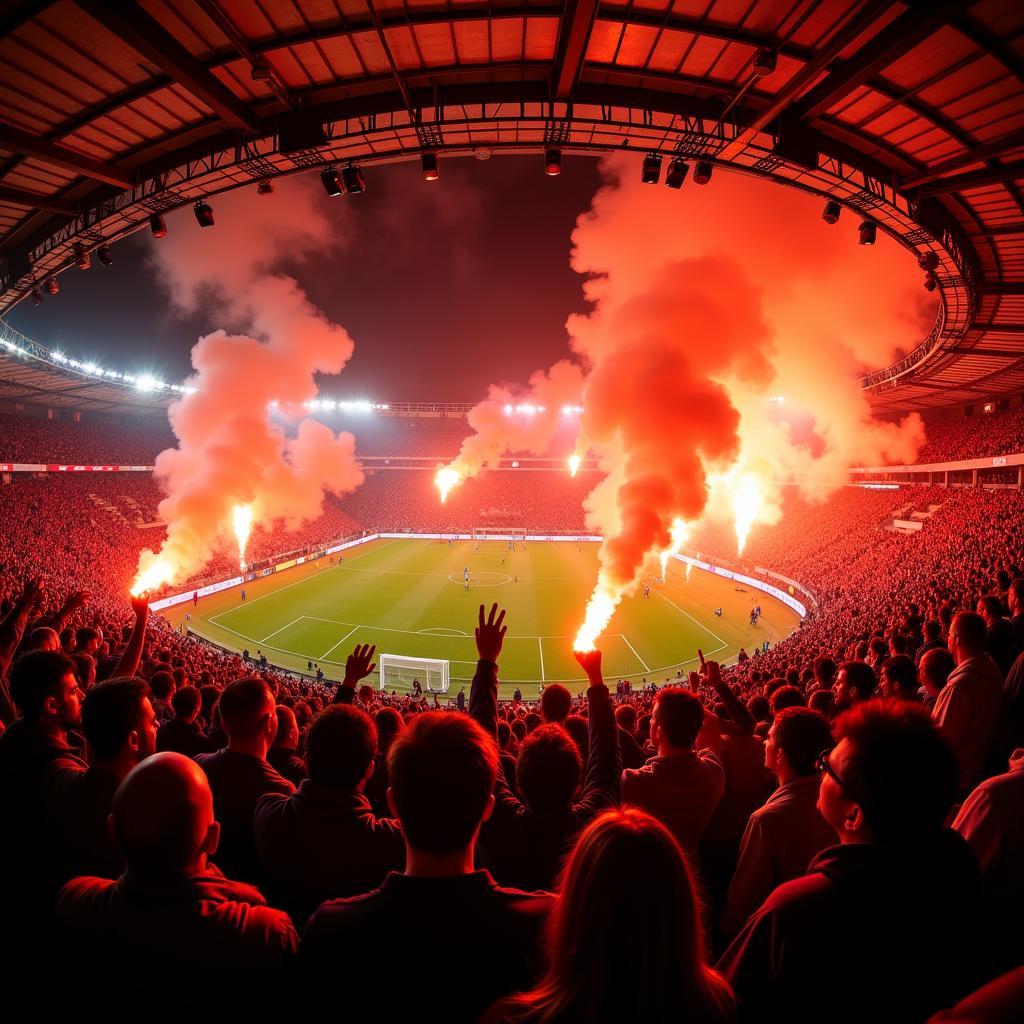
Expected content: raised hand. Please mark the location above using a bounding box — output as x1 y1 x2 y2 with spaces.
130 591 150 619
574 647 603 684
62 589 89 612
344 643 377 687
475 603 507 663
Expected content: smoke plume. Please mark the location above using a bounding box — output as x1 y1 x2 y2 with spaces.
134 177 364 591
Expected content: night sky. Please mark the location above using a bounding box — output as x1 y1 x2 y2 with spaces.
7 155 605 403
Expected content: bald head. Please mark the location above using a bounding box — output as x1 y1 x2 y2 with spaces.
112 752 218 877
30 627 60 652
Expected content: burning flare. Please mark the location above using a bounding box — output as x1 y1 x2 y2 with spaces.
131 553 175 597
659 517 690 580
233 504 254 570
573 586 617 653
568 453 582 477
435 466 462 504
733 473 764 555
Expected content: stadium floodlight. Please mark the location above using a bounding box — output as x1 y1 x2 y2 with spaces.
642 153 662 185
378 653 450 693
665 159 689 189
193 199 215 228
917 251 939 271
97 244 112 266
752 49 777 76
341 165 365 195
545 148 562 176
46 276 59 295
858 219 876 246
421 152 440 181
257 179 274 195
321 167 343 197
74 243 90 269
924 271 938 292
150 213 167 238
52 351 65 362
822 199 841 224
693 160 713 185
136 375 158 391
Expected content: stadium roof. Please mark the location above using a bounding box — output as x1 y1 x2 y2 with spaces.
0 0 1022 412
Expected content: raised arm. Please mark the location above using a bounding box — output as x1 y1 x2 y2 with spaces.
332 643 377 705
704 658 755 736
111 593 149 680
468 602 505 739
0 577 42 677
573 648 622 815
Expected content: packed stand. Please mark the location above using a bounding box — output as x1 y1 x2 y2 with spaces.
0 411 174 464
911 405 1024 464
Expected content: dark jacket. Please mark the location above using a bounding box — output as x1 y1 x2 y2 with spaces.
49 764 122 882
718 830 984 1023
195 748 294 882
301 870 552 1023
54 866 298 1012
470 659 621 891
254 780 404 923
157 717 217 758
267 745 308 787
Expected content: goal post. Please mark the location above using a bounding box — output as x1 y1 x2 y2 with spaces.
378 653 451 693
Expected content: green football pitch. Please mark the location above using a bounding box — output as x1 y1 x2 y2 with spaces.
168 538 800 699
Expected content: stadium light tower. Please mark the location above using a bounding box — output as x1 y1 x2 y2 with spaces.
545 148 562 176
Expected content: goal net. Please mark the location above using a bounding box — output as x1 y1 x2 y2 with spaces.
378 653 451 693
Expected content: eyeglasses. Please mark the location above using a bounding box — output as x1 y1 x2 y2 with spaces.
816 747 848 792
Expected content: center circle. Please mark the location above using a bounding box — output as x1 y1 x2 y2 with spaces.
447 571 513 587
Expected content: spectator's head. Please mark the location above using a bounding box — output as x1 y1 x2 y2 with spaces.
75 626 101 653
305 705 375 790
833 661 876 710
615 704 637 734
923 619 942 642
1009 578 1024 617
808 689 834 718
813 657 837 689
503 807 733 1022
919 648 955 699
517 724 583 812
880 655 919 701
30 626 60 652
111 752 219 878
9 650 81 729
81 677 157 769
563 715 589 762
948 611 986 665
375 707 405 755
387 713 497 856
748 695 770 723
496 719 512 752
765 707 833 781
817 701 958 846
540 684 572 724
72 651 96 690
976 595 1004 627
652 688 704 753
272 705 299 751
770 685 806 715
149 671 174 703
171 685 201 723
219 678 277 755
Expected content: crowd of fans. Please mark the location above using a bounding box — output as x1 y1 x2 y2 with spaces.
1 437 1024 1016
913 405 1024 464
0 412 174 464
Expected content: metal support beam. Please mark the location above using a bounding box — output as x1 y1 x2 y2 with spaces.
979 283 1024 295
791 0 977 124
0 122 132 188
919 159 1024 195
74 0 259 134
552 0 600 100
901 127 1024 189
0 186 76 216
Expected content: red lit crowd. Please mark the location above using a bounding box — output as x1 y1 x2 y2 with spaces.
0 436 1023 1019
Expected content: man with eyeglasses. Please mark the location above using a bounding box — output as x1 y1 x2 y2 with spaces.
718 700 983 1023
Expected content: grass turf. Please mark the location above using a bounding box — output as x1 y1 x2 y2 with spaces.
167 538 800 699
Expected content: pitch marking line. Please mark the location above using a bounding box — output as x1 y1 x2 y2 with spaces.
653 588 727 647
209 538 401 626
260 616 305 644
320 625 359 661
621 634 651 673
538 637 546 682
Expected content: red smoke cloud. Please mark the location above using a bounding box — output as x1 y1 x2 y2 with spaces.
133 178 364 591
